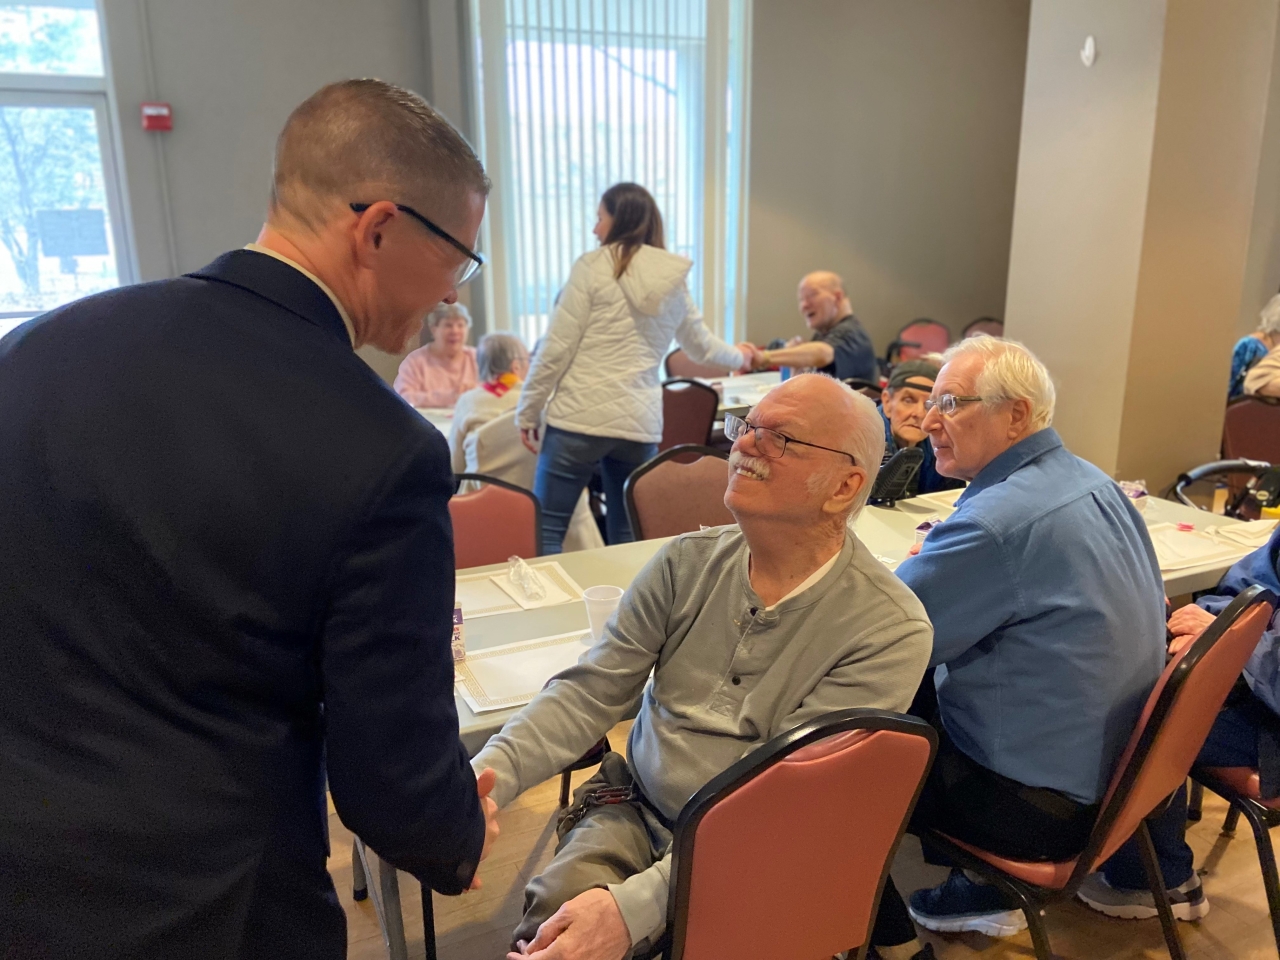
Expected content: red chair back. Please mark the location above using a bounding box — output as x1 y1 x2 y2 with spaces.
1223 395 1280 463
661 379 720 454
623 446 733 541
663 348 734 380
1087 587 1275 870
894 319 951 362
666 710 937 960
449 474 541 569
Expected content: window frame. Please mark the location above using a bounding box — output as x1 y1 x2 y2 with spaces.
0 0 136 332
468 0 752 344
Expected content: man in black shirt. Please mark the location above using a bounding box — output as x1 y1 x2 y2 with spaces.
750 271 878 381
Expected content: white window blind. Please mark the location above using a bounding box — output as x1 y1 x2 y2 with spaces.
470 0 750 345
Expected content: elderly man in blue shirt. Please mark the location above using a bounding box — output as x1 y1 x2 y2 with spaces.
869 336 1167 944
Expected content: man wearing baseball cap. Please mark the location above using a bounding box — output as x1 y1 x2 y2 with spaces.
880 359 965 497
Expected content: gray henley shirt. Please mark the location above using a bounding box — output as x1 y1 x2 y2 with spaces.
471 525 933 945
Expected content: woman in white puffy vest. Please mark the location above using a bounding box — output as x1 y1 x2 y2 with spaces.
517 183 750 554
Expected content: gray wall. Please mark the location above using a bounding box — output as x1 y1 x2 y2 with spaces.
744 0 1030 353
101 0 432 380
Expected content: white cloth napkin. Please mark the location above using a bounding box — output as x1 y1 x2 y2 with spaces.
1206 519 1279 550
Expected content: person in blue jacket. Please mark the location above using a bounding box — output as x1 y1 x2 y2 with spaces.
878 358 965 498
1080 524 1280 922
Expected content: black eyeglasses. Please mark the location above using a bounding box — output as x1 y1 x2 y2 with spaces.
349 202 485 286
724 413 857 466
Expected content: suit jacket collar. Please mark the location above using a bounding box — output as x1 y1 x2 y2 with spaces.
187 249 352 348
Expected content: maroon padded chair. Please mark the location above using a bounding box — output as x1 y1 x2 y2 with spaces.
661 379 721 455
623 446 733 541
449 473 541 568
887 318 951 365
636 709 937 960
663 347 735 380
1223 395 1280 464
927 585 1276 960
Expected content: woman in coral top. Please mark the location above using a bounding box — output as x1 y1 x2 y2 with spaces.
394 302 478 408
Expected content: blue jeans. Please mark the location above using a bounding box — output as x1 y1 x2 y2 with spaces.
1101 699 1261 890
533 426 657 555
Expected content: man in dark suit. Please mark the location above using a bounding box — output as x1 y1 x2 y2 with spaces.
0 80 497 959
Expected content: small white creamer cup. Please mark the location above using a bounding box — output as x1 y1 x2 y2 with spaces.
583 585 624 643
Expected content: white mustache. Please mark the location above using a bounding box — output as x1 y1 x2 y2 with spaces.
729 451 771 481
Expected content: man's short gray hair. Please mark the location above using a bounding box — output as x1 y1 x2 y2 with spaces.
1261 294 1280 337
477 332 527 381
271 79 490 231
941 335 1056 431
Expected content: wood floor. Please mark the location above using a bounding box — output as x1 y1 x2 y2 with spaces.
330 721 1280 959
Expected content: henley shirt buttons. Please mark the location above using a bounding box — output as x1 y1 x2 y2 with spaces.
749 607 757 616
732 676 741 685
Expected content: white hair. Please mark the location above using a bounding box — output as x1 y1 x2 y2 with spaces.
843 385 887 516
1261 294 1280 337
941 335 1056 431
476 332 527 381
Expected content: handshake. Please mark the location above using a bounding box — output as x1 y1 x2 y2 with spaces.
736 342 770 373
736 336 801 373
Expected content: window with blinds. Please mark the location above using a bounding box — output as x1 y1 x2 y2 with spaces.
471 0 751 345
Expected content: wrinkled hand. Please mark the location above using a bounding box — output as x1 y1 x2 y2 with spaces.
906 542 922 558
1167 604 1216 655
520 427 541 455
507 888 631 960
467 768 501 892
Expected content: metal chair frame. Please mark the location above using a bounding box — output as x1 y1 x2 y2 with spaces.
1191 766 1280 956
926 585 1276 960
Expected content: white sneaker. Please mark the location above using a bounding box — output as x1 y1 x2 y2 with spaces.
1077 871 1209 921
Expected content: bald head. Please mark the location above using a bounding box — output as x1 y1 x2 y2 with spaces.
270 79 490 234
797 271 853 333
777 374 885 509
726 374 885 530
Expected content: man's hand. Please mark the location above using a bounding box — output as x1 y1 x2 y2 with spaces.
906 542 922 558
520 427 541 455
749 348 772 372
735 342 759 373
467 768 501 892
1167 604 1216 654
507 888 631 960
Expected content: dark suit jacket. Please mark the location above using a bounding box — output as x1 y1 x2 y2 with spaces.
0 250 484 960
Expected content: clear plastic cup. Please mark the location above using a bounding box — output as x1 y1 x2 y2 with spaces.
583 585 624 643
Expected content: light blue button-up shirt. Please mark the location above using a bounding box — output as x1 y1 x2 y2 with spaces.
897 428 1166 804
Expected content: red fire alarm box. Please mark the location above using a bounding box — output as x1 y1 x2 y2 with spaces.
141 102 172 132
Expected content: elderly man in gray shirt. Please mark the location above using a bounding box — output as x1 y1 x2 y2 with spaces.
473 373 933 960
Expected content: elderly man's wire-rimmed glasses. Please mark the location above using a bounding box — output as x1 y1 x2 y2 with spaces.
723 413 857 466
349 202 485 286
923 394 1006 417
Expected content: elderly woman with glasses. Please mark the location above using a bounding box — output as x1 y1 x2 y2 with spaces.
393 302 478 408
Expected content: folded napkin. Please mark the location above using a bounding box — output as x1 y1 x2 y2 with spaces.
1206 519 1279 550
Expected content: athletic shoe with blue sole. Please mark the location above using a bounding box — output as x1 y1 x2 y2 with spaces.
907 869 1029 937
